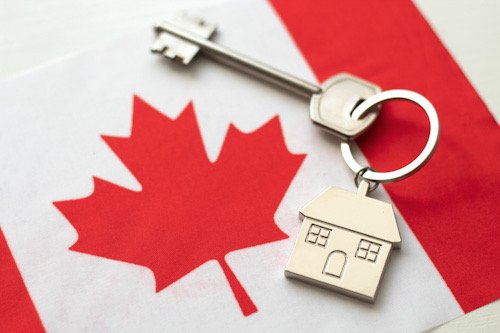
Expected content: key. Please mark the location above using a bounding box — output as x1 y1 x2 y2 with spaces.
151 13 380 140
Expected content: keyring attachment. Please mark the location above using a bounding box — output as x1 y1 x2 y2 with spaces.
354 167 379 193
341 89 440 183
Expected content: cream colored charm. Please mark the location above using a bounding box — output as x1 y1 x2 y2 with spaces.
285 181 401 302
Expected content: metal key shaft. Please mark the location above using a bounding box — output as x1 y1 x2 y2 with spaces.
151 14 381 140
153 20 321 98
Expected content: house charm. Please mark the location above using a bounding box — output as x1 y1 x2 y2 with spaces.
285 183 401 302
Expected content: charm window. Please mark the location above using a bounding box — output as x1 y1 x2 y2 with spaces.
355 239 381 262
305 224 331 247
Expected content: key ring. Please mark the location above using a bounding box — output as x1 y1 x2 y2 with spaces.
341 89 440 183
354 167 379 192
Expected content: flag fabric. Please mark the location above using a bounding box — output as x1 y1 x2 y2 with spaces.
0 0 498 331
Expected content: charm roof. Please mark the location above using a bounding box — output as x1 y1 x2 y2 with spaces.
300 187 401 246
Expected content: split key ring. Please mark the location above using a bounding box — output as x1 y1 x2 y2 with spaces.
341 89 440 184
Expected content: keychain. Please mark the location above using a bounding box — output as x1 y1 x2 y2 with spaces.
151 16 440 302
285 90 439 302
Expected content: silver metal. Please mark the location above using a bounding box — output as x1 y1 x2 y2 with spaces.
355 168 379 193
153 18 320 97
310 74 381 140
151 14 217 65
341 89 440 183
356 179 371 196
286 186 401 302
151 15 381 140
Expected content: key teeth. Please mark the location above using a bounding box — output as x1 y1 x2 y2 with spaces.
151 13 217 65
150 34 169 55
150 42 191 65
150 40 165 53
164 49 175 60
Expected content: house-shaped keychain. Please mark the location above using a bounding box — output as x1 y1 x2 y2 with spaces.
285 185 401 302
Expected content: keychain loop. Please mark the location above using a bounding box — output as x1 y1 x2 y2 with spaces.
354 167 379 192
341 89 440 183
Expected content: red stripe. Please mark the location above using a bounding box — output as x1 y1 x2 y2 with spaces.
270 0 500 312
0 229 44 332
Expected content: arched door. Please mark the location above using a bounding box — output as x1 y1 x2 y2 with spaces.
323 250 347 278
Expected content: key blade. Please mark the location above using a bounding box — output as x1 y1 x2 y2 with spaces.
151 14 217 65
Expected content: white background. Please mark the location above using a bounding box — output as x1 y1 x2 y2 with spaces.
0 0 499 121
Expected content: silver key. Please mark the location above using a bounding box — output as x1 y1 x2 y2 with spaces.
151 13 380 140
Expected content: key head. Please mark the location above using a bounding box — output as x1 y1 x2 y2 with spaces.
310 73 381 140
151 14 217 65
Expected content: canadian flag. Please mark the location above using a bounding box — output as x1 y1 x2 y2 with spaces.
0 0 498 331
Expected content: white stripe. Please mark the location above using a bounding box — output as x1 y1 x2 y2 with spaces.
414 0 500 123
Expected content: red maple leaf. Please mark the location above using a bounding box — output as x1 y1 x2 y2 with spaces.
54 96 305 316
